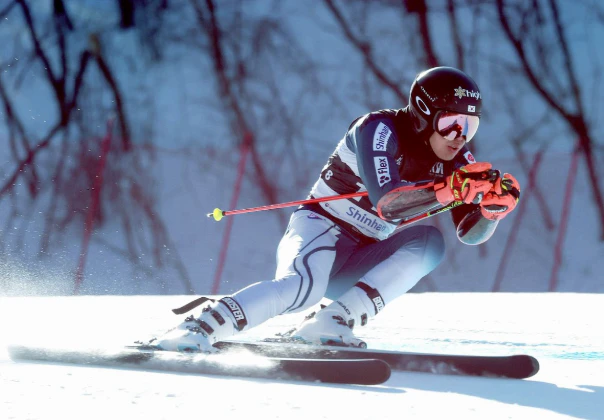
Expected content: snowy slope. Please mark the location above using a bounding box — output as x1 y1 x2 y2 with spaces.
1 293 603 420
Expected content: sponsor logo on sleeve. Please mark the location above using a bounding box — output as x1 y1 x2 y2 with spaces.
373 123 391 151
463 151 476 164
374 156 391 187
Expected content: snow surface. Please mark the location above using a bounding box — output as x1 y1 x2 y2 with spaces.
1 293 603 420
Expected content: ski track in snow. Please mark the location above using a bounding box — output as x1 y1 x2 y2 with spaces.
1 293 603 420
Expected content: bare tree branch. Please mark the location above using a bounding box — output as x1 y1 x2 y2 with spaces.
446 0 464 69
16 0 60 101
191 0 283 225
323 0 408 104
0 122 63 197
1 1 193 292
0 72 31 159
496 0 604 238
39 134 69 256
404 0 440 67
0 0 17 19
91 39 132 151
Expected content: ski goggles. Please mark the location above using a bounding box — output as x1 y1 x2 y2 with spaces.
434 111 480 142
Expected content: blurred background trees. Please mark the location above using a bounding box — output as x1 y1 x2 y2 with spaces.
0 0 602 294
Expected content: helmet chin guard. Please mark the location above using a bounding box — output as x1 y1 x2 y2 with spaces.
409 67 482 136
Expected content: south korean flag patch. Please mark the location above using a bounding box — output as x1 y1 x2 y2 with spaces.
464 151 476 164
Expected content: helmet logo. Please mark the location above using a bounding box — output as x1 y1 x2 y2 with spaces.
415 96 430 115
454 86 481 100
420 86 435 102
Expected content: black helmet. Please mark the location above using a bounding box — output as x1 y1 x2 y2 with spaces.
409 66 482 134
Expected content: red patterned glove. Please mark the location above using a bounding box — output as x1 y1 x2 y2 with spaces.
435 162 497 205
480 173 521 220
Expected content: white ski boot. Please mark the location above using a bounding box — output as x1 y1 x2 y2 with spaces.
291 306 368 348
288 281 385 348
154 299 240 353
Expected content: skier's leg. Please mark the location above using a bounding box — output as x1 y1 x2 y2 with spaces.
156 210 357 351
326 225 445 299
293 225 445 345
230 210 358 327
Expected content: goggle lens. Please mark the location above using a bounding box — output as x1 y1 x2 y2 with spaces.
435 111 480 142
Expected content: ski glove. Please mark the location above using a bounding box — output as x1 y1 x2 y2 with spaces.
435 162 497 206
480 173 521 220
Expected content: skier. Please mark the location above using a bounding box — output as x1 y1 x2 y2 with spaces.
155 66 521 352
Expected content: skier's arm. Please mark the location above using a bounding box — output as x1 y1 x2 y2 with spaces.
376 162 496 222
451 204 499 245
376 187 442 221
351 118 443 221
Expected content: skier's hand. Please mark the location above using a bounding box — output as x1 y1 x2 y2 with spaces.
480 173 521 220
435 162 497 205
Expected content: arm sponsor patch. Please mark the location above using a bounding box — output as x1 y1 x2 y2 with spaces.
373 122 391 151
374 156 391 187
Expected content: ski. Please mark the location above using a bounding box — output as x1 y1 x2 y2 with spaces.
8 345 391 386
214 341 540 379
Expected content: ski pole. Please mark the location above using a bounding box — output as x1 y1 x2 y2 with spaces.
207 169 500 222
207 179 438 221
394 169 501 228
208 191 369 221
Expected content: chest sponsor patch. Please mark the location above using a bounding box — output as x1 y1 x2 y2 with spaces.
373 123 391 151
464 151 476 164
374 156 391 187
345 206 388 232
